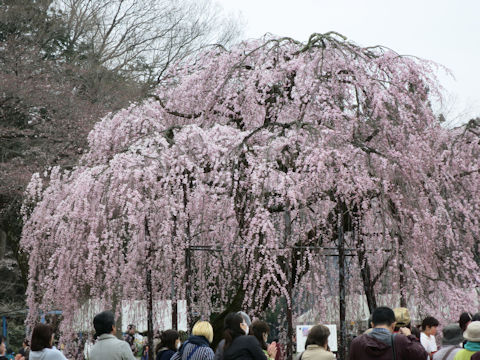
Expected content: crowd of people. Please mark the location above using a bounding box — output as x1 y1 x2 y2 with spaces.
3 307 480 360
351 308 480 360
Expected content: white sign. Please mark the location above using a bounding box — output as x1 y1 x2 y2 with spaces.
72 299 188 333
296 324 337 353
121 300 188 332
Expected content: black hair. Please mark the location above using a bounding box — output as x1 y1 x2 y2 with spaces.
31 324 54 351
421 316 439 331
156 329 179 353
371 307 396 327
223 313 245 350
251 320 270 350
305 325 330 348
411 326 421 339
459 312 473 332
93 311 115 337
394 322 411 332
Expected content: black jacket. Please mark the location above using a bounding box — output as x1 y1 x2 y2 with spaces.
157 348 175 360
223 336 267 360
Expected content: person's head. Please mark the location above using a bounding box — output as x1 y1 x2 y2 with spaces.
460 312 474 331
250 320 270 350
305 325 330 349
93 311 116 337
178 330 188 343
463 321 480 343
23 338 29 348
442 324 463 346
421 316 439 336
237 311 252 327
192 321 214 344
410 326 421 339
371 307 396 333
31 324 54 351
159 329 180 352
223 313 247 350
472 313 480 322
393 308 411 331
127 324 136 335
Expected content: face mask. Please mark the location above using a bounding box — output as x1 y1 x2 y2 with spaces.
244 325 249 335
176 342 181 350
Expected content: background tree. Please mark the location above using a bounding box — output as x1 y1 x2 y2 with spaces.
0 0 242 277
0 0 243 351
55 0 241 83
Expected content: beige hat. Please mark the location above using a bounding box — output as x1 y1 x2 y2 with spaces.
393 307 411 327
464 321 480 342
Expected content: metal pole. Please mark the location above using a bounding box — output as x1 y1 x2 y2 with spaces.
145 220 154 360
185 245 192 330
171 217 178 331
172 277 178 330
338 207 346 360
284 206 294 360
183 177 193 331
286 285 294 360
146 268 154 360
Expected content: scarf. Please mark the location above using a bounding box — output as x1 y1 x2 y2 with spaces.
464 341 480 351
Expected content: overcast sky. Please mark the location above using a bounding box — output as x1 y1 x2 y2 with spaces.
220 0 480 125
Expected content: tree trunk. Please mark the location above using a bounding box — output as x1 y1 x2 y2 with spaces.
112 295 123 339
171 217 178 330
286 285 294 360
211 285 246 349
0 230 5 260
356 235 377 313
398 235 407 307
172 289 178 330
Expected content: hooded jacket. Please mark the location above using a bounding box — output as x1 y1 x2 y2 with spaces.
349 328 428 360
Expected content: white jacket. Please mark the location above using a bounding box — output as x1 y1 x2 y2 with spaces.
29 347 68 360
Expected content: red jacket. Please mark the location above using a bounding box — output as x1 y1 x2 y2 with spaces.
349 331 427 360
